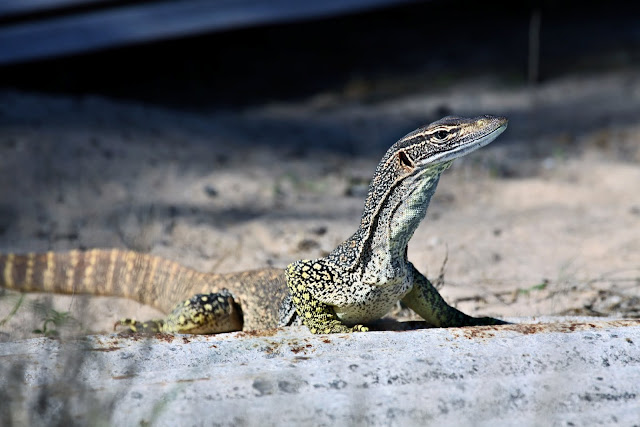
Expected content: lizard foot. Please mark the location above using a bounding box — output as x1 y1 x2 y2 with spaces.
306 319 370 334
116 318 164 333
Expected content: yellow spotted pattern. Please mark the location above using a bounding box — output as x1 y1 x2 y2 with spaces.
286 260 368 334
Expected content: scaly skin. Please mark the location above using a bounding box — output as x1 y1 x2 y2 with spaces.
0 115 509 334
285 115 510 333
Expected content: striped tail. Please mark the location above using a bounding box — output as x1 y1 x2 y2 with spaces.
0 249 217 313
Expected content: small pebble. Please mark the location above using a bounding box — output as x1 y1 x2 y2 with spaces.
204 185 218 197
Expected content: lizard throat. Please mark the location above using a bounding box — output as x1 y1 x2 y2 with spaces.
388 164 447 253
361 162 448 285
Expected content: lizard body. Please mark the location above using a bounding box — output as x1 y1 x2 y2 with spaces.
0 115 508 334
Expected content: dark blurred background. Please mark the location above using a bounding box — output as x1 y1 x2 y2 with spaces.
1 0 639 109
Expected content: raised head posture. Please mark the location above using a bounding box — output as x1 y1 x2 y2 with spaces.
0 115 508 334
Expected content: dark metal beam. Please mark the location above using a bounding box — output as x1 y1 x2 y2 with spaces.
0 0 418 65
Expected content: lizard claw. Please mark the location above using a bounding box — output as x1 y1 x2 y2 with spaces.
115 318 163 333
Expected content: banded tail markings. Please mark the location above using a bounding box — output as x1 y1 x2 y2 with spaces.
6 254 31 290
1 250 167 301
168 260 181 291
2 253 15 288
143 255 162 306
24 253 36 287
43 251 56 292
105 249 118 295
65 250 80 293
146 255 160 295
122 251 138 299
82 249 99 291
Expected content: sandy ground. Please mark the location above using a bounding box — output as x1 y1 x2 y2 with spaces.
0 69 639 341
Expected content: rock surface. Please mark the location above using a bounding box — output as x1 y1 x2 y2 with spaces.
1 319 639 426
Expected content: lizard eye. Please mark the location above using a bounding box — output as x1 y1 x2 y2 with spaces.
434 130 449 140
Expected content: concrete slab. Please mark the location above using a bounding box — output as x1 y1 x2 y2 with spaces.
1 319 639 426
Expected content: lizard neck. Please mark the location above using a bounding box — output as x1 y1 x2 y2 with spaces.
331 162 449 285
383 163 448 260
326 115 508 286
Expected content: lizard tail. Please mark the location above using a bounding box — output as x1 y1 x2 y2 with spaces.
0 249 217 312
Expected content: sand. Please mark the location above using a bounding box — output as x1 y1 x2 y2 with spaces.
1 69 638 340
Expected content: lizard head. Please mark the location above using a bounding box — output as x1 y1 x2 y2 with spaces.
390 114 508 174
345 115 508 281
362 115 508 223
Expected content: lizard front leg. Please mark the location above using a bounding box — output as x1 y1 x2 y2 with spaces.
401 263 508 327
286 260 368 334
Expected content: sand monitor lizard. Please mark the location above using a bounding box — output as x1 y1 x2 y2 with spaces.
0 115 508 334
